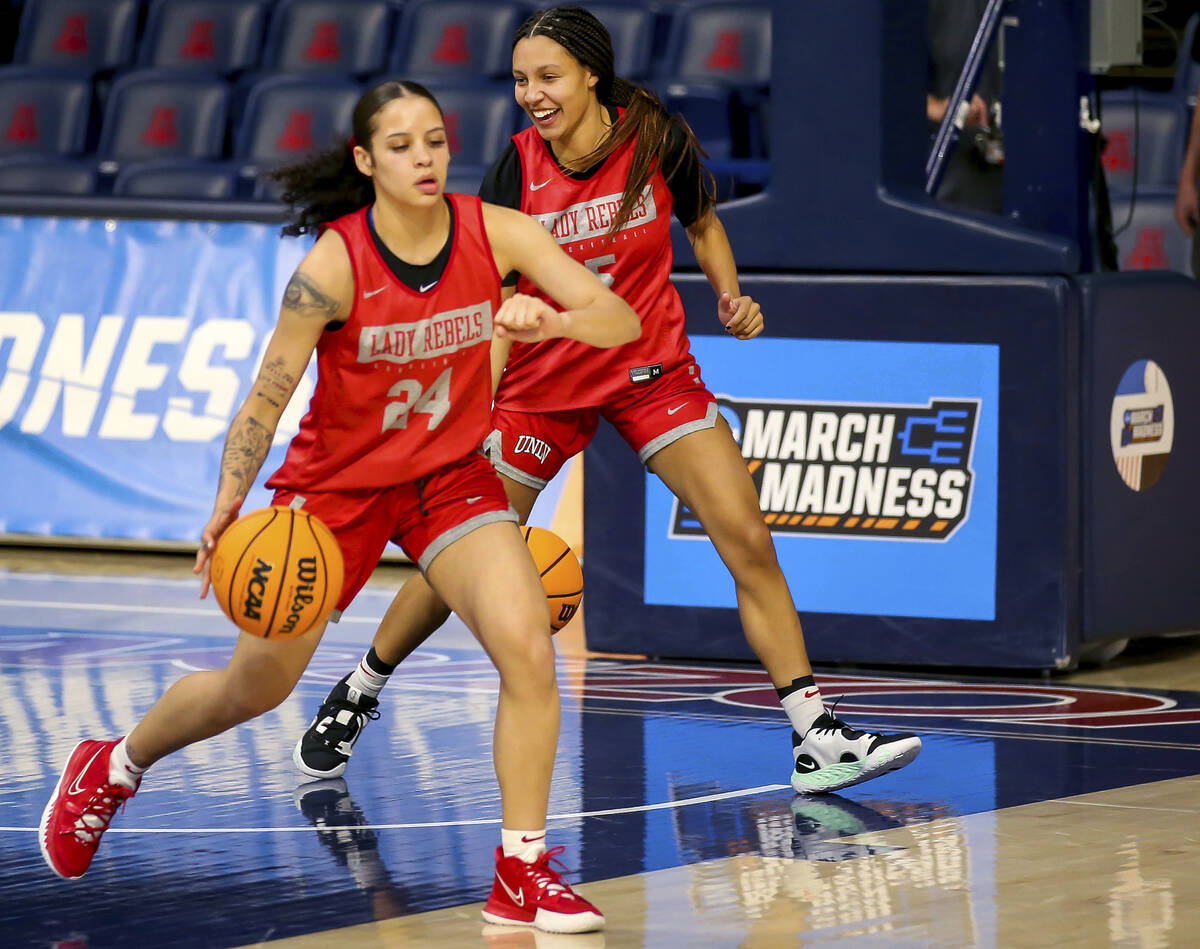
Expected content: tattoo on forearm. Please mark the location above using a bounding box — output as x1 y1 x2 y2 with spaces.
255 356 295 410
283 271 340 320
219 416 274 499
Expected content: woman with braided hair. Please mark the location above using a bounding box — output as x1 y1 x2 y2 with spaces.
296 6 923 922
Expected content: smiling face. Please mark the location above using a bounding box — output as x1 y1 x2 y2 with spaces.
353 94 449 208
512 34 603 156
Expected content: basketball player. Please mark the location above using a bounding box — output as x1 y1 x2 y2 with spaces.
297 7 922 798
40 79 638 934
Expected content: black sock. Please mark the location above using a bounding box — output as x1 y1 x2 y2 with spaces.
364 646 398 676
776 673 816 701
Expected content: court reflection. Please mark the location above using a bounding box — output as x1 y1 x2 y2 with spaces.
293 778 411 922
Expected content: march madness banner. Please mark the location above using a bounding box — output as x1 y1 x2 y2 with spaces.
642 337 1000 622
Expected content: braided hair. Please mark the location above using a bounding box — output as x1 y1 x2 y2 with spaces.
516 5 715 237
271 80 445 237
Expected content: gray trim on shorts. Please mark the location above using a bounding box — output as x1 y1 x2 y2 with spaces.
417 508 520 572
638 400 719 464
484 428 549 490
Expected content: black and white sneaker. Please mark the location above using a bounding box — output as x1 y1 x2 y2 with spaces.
791 712 921 794
293 674 381 779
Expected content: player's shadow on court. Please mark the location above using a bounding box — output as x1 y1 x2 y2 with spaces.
293 778 411 919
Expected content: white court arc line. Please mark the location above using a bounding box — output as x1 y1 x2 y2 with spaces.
1 783 788 834
0 598 385 624
0 572 408 591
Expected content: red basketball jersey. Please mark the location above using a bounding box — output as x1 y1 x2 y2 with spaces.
496 125 692 411
267 194 502 491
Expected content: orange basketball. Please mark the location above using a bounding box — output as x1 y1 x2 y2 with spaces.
209 506 344 640
523 526 583 633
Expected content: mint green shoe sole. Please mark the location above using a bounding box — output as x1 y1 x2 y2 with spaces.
791 737 922 794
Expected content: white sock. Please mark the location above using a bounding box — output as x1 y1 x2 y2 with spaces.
781 686 826 737
108 737 147 790
501 827 547 863
346 652 391 700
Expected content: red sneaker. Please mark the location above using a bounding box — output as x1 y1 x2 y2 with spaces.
481 846 604 934
40 739 138 880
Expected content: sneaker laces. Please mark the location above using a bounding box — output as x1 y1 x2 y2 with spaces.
803 699 866 742
315 698 380 747
65 782 135 846
527 846 578 900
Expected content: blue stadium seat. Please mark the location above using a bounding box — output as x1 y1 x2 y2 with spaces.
393 0 523 79
138 0 270 75
113 159 238 198
0 66 91 157
588 2 655 80
659 1 771 88
656 80 768 201
423 81 519 176
262 0 394 77
1110 188 1194 276
444 169 484 197
235 74 360 176
0 155 97 193
1174 14 1199 101
14 0 140 73
1100 91 1189 192
659 81 734 158
97 71 230 169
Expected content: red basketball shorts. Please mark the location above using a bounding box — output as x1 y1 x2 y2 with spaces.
272 451 515 618
487 361 718 489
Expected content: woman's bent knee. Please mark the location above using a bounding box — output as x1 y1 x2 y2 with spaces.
493 631 557 693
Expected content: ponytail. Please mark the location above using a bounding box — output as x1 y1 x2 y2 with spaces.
590 80 716 238
270 140 372 238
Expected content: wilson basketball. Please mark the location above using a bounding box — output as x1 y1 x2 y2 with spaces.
210 506 344 640
523 526 583 632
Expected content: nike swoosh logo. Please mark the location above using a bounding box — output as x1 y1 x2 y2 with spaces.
529 179 552 191
363 287 386 299
666 403 688 416
804 689 820 698
497 873 525 906
521 833 545 844
67 748 105 796
419 281 437 293
467 496 483 504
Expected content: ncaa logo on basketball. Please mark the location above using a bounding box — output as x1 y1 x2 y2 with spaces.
242 559 273 620
671 395 981 541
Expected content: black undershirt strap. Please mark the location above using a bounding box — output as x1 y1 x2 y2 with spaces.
367 199 455 293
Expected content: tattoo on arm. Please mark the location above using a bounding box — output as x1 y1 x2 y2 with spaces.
254 356 296 410
283 271 341 320
219 416 274 501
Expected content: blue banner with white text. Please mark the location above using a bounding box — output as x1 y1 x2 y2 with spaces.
0 215 312 541
644 337 999 620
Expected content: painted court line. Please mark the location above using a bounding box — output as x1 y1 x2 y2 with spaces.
0 597 385 623
1060 800 1200 814
2 784 789 834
